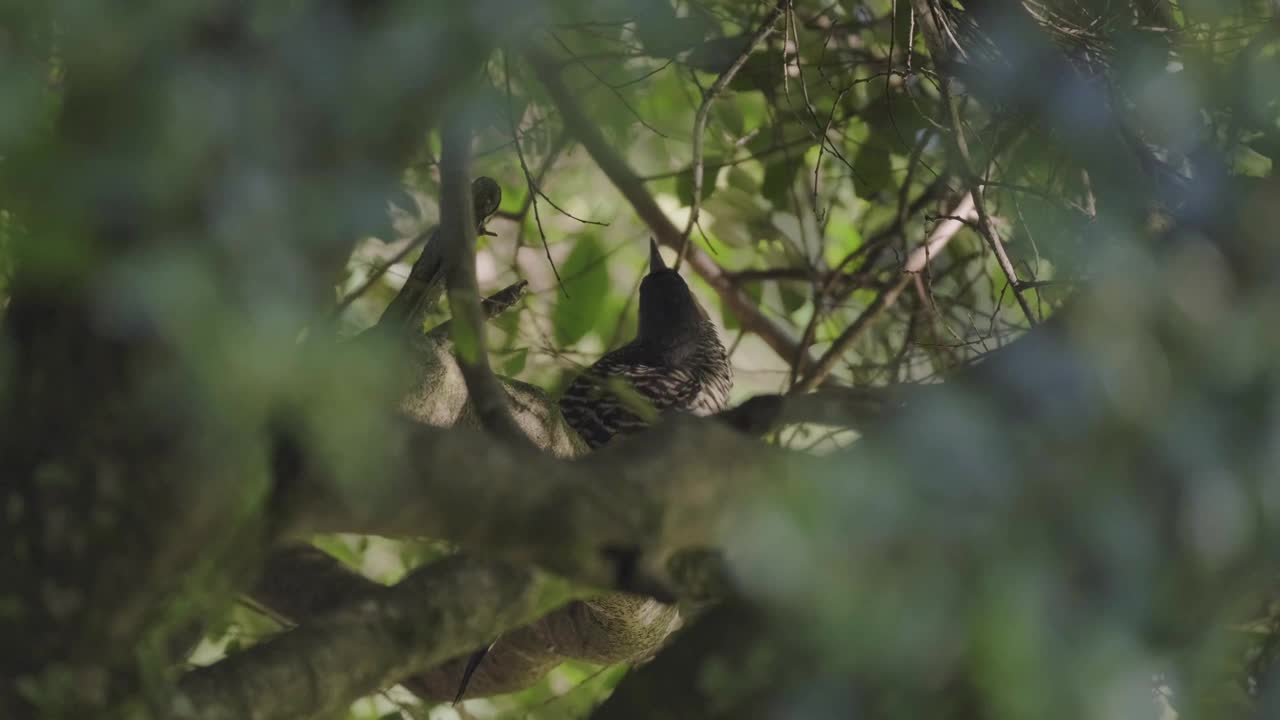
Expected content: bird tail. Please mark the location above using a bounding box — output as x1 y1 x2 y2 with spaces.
452 641 497 705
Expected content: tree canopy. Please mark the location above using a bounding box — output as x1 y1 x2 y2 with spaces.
5 0 1280 718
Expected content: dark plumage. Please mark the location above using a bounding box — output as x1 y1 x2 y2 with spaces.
453 241 731 704
559 239 733 448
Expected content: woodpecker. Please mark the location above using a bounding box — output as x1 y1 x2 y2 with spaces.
559 238 734 447
452 239 732 704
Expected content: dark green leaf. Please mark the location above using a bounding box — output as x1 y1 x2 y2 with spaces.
501 347 528 377
714 100 745 136
686 34 753 74
762 154 805 207
862 92 929 155
676 159 724 206
722 280 762 331
727 50 785 94
635 9 709 58
727 166 757 192
1246 130 1280 167
779 283 808 315
553 235 610 346
852 144 892 199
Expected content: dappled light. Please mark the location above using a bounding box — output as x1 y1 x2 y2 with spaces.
4 1 1280 719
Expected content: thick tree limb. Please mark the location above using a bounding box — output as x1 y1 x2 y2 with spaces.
287 411 812 595
174 556 579 720
247 545 679 704
589 602 809 720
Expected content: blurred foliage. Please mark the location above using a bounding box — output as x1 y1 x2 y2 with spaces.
6 0 1280 718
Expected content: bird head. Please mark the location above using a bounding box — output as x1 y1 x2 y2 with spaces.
637 238 709 345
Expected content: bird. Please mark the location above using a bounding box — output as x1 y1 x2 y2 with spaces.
558 238 734 448
451 238 732 704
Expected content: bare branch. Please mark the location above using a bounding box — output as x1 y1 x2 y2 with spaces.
795 193 976 391
936 76 1038 325
175 556 578 720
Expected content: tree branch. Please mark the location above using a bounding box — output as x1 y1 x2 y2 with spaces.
284 407 814 596
795 192 976 391
247 545 679 704
438 117 533 448
175 556 578 720
526 45 818 369
935 76 1038 325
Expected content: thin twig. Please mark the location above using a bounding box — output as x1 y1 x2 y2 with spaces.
551 31 671 140
936 70 1037 325
676 0 790 271
794 193 975 391
503 49 569 297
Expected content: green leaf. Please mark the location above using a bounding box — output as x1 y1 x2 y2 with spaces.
762 154 805 207
501 347 528 376
1246 130 1280 168
714 100 745 136
862 91 929 155
779 283 808 315
635 9 710 58
722 280 762 331
824 222 864 267
726 50 785 94
676 159 724 206
727 166 758 192
852 144 892 199
311 535 362 568
597 295 632 345
553 235 610 346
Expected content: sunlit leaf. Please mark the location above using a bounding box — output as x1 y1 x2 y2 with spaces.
824 222 863 267
502 347 529 376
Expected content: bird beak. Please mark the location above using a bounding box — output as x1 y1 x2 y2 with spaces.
649 238 667 273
